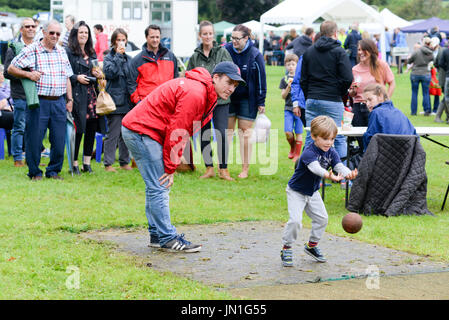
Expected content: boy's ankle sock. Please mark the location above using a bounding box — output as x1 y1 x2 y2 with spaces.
307 241 318 248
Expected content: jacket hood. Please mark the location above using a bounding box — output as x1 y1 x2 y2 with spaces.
420 45 434 56
185 67 217 126
373 100 394 111
225 39 254 54
314 36 341 52
298 35 312 46
194 41 221 55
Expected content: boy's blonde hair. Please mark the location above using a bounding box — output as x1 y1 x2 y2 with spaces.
310 116 338 139
284 53 299 64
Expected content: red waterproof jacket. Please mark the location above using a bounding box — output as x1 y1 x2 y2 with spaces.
122 67 217 174
129 44 178 104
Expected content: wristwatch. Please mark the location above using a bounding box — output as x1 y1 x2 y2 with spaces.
67 98 73 102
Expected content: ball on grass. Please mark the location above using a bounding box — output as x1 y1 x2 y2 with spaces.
342 212 363 234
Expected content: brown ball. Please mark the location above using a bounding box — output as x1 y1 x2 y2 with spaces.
342 213 363 234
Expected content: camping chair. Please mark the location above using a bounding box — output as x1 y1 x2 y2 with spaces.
442 161 449 211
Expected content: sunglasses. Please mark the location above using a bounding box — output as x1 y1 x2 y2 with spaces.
23 25 36 29
48 31 61 36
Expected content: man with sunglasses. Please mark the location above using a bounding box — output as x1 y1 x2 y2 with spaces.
8 20 74 181
4 18 37 167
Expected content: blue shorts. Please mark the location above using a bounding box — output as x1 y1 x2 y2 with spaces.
229 99 258 121
284 110 303 134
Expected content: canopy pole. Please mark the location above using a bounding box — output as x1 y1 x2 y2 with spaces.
259 19 265 53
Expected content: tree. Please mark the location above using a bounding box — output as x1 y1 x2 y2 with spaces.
198 0 222 23
395 0 442 20
216 0 280 24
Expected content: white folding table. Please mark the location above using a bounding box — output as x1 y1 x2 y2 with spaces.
306 126 449 206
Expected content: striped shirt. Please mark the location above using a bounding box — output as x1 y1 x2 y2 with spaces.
11 40 73 97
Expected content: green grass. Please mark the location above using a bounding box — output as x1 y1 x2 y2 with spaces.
0 66 448 299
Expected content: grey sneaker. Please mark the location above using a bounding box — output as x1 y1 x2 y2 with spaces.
161 234 202 253
280 247 293 267
304 244 327 263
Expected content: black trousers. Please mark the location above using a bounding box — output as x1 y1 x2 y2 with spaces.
74 118 99 162
201 104 230 169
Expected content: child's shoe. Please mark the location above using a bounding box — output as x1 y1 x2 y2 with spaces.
304 243 327 263
280 247 293 267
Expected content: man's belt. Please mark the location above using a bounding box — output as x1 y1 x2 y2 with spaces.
38 95 62 101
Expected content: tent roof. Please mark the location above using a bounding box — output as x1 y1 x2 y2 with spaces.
260 0 383 25
224 20 277 35
401 17 449 34
380 8 411 30
213 21 236 34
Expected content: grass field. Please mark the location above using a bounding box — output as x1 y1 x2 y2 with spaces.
0 65 448 299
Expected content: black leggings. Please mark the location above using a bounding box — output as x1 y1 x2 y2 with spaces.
201 104 229 169
74 119 98 162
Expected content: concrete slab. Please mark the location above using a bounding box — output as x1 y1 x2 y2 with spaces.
82 221 449 289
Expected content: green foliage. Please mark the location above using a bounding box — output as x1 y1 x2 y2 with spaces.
4 0 49 10
363 0 449 20
198 0 221 23
216 0 280 24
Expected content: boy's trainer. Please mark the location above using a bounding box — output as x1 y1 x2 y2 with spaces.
161 234 202 253
304 243 327 263
280 247 293 267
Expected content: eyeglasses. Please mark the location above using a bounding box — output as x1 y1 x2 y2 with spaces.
48 31 61 37
23 25 36 29
231 36 245 42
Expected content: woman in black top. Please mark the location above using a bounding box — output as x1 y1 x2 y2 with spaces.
66 21 106 174
102 28 133 172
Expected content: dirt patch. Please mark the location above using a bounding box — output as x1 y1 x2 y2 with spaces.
81 221 449 298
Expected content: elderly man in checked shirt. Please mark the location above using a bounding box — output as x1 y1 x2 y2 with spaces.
8 20 74 181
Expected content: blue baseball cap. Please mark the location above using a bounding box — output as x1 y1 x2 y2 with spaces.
212 61 246 85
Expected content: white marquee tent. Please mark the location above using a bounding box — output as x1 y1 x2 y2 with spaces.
223 20 277 38
259 0 386 59
380 8 412 30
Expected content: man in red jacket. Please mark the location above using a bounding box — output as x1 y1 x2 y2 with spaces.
128 24 179 105
122 62 244 252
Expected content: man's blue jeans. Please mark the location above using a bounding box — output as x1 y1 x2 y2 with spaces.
304 99 347 162
11 98 27 161
410 74 431 115
25 97 66 178
121 126 177 246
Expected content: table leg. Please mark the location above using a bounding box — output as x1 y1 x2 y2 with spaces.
345 137 350 208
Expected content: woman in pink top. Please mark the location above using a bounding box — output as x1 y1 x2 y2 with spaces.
348 38 395 149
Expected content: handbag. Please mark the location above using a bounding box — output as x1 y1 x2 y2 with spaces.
95 75 116 115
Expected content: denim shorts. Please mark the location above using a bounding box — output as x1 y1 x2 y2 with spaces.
284 110 303 134
229 99 258 121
